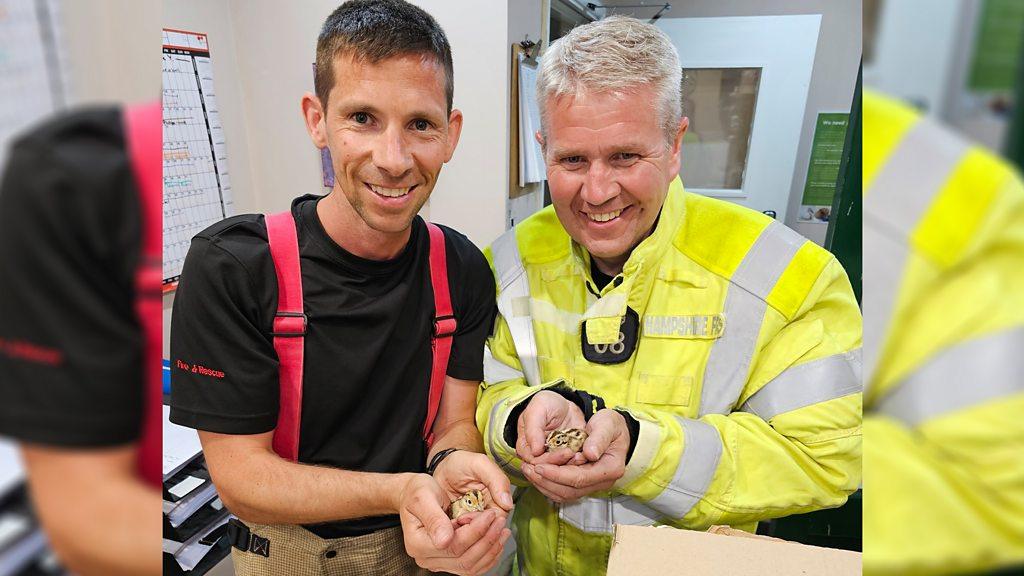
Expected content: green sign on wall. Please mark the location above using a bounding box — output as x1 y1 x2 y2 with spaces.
799 112 849 221
968 0 1024 92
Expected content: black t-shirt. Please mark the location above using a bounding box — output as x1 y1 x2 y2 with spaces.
0 107 143 447
169 195 494 537
590 258 615 291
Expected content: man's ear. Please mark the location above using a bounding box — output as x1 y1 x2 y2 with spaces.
301 92 328 148
444 108 464 162
668 117 689 175
535 130 547 161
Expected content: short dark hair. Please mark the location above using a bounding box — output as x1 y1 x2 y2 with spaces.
315 0 454 113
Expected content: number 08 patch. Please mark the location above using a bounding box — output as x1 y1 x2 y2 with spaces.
581 308 639 365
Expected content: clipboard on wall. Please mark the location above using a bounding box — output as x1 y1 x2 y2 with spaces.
509 43 525 197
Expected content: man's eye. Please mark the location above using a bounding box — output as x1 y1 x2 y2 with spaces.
353 112 370 124
413 119 430 131
615 153 638 162
563 156 584 165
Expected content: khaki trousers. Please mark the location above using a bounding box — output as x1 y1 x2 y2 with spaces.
231 522 427 576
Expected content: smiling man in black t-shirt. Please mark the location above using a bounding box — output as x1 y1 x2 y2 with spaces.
169 2 511 574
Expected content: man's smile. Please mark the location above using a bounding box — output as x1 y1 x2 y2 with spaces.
366 183 416 198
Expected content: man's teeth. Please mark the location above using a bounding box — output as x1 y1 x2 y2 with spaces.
588 209 622 222
370 184 411 198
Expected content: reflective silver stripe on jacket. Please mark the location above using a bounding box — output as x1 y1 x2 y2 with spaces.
484 345 526 384
559 495 662 534
876 328 1024 426
491 229 542 387
741 349 863 420
699 221 805 416
645 417 723 519
864 118 969 392
485 397 526 481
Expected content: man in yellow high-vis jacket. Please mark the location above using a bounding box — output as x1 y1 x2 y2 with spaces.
863 92 1024 575
476 16 862 575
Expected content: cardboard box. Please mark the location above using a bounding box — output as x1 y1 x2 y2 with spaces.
606 525 861 575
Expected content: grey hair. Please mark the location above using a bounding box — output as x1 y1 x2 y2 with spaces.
536 15 682 143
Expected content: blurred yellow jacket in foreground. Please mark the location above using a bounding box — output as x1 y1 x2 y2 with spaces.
864 91 1024 575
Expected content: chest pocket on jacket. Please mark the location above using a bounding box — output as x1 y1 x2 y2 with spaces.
635 372 696 407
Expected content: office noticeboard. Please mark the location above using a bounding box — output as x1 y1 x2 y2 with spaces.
799 112 849 223
968 0 1024 92
162 29 234 285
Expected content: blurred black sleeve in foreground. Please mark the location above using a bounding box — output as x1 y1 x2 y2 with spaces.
0 107 143 447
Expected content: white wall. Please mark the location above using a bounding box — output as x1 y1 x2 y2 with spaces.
62 0 161 106
863 0 962 115
162 0 509 354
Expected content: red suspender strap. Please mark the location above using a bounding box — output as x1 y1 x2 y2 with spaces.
124 102 163 488
424 223 457 447
265 211 306 462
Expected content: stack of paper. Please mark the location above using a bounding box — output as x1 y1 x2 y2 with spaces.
162 407 232 575
0 441 23 501
164 457 219 529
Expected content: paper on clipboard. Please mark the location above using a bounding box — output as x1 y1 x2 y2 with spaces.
518 53 546 186
0 439 23 498
162 405 203 479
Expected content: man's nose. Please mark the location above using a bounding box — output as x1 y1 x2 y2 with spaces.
580 161 619 206
373 125 414 178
